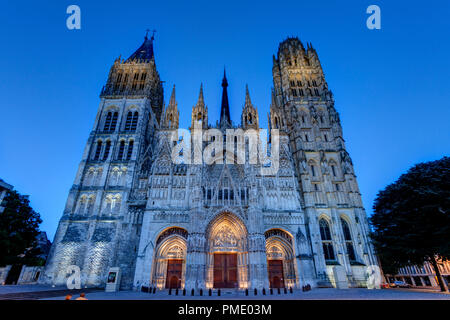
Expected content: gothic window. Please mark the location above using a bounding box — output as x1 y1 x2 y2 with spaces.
314 89 320 96
310 164 316 176
103 140 111 160
312 80 317 87
335 183 340 191
117 140 125 160
305 134 309 142
103 112 112 131
291 89 297 97
297 80 302 87
125 111 133 131
331 165 336 176
110 112 118 131
341 218 356 261
319 219 335 261
290 80 295 87
126 140 134 160
299 89 304 96
324 134 328 142
93 141 102 160
131 112 139 131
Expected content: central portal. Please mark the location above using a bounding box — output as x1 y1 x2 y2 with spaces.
213 253 238 288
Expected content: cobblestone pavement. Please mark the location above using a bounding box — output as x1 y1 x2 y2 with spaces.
0 285 102 300
1 285 448 300
41 288 450 300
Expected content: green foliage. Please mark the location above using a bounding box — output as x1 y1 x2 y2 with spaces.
370 156 450 274
0 190 43 266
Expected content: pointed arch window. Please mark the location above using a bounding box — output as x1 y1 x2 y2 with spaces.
93 141 102 160
103 141 111 160
104 111 118 132
131 112 139 131
319 219 335 261
331 165 336 177
310 163 316 176
125 111 133 131
341 218 356 261
126 140 134 160
117 140 125 160
110 112 118 131
103 112 112 131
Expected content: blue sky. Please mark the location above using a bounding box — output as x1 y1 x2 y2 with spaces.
0 1 449 240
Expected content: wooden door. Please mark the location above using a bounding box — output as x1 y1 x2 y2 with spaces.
165 259 183 289
268 259 285 288
213 253 238 288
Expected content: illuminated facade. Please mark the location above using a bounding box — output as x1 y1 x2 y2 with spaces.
41 34 377 290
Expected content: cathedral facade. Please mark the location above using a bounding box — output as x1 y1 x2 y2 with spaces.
41 34 378 290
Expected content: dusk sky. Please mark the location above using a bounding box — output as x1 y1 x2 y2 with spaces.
0 0 449 240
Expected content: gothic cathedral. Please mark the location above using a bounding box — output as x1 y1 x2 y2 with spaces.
41 34 378 290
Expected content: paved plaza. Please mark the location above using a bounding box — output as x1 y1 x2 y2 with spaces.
0 285 448 300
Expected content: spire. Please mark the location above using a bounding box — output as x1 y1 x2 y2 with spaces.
169 84 176 106
197 83 205 106
220 68 231 128
191 83 208 129
244 84 252 106
162 84 179 129
127 31 155 62
241 84 258 129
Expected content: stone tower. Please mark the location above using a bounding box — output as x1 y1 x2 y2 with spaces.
41 33 163 288
270 37 377 287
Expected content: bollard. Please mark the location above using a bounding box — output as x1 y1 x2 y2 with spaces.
284 287 287 294
191 288 195 296
290 287 293 294
270 288 273 295
218 289 221 296
200 289 203 296
176 288 179 295
183 288 186 296
263 288 266 295
153 287 156 294
245 289 248 296
254 288 257 296
277 288 281 294
209 288 212 296
168 288 172 295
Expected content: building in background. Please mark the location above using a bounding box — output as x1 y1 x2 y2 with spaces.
0 179 13 213
384 260 450 289
41 34 377 290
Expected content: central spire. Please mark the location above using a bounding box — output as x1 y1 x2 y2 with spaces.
220 68 232 128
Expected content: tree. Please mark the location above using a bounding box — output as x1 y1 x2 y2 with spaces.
0 190 43 266
370 156 450 292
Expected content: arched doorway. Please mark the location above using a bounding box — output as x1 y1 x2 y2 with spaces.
265 229 296 288
151 227 188 289
206 212 249 289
